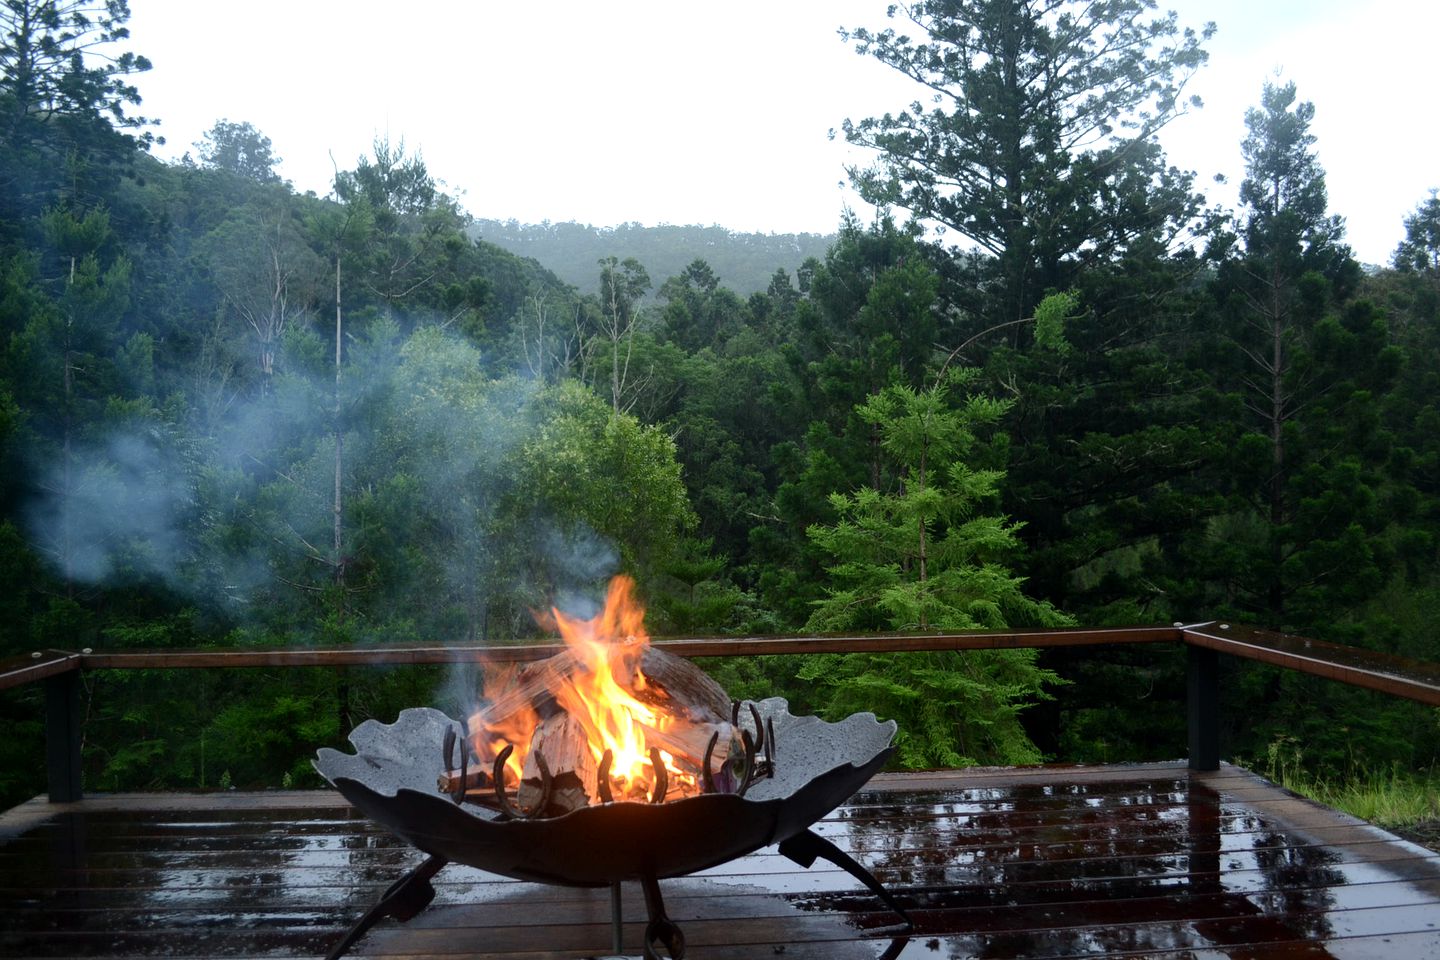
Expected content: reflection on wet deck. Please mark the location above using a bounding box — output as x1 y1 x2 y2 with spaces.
1 762 1437 958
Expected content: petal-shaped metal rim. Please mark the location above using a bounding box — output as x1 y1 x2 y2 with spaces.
314 699 895 885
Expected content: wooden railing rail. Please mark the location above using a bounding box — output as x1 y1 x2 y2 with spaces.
0 626 1182 681
1180 622 1440 703
3 623 1437 803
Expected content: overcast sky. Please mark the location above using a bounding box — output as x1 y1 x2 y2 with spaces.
128 0 1436 266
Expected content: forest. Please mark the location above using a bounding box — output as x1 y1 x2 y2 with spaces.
1 0 1438 810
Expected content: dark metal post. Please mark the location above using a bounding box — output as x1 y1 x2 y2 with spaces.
45 670 83 802
1187 644 1220 771
610 881 623 954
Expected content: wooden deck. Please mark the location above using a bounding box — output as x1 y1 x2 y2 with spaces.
2 762 1438 959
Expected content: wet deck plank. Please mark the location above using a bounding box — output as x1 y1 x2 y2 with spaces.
1 762 1437 959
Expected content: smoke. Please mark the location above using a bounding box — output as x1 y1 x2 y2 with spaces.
538 523 619 619
17 321 628 648
23 427 194 587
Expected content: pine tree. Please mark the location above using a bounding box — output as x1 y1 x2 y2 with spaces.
801 372 1069 766
0 0 156 222
840 0 1211 324
1202 81 1400 627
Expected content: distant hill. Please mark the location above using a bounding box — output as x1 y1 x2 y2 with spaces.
468 220 836 297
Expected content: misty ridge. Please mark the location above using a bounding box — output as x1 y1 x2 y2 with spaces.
468 220 835 299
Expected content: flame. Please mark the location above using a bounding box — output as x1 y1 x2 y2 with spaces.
469 575 696 803
468 663 537 785
550 576 663 795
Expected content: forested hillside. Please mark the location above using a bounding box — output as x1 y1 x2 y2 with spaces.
1 1 1437 808
469 219 835 297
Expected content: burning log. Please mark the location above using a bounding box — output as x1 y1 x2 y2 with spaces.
473 653 579 727
635 646 731 719
444 576 765 813
472 645 729 727
520 713 595 814
639 718 732 770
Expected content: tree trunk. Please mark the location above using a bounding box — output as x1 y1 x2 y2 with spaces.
1268 270 1286 621
334 253 350 734
333 253 344 588
61 255 75 598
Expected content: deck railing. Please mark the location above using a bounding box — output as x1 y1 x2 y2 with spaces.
3 621 1438 803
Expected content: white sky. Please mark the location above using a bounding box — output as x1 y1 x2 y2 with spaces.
128 0 1437 266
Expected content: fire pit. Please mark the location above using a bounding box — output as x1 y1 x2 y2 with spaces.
314 578 908 959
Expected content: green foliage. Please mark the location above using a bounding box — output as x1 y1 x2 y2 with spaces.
512 378 695 585
648 536 746 634
1031 291 1076 354
1198 82 1401 629
1250 732 1440 829
0 0 155 230
801 373 1069 766
0 687 43 808
205 691 337 788
796 649 1059 767
195 119 282 183
332 137 475 328
1394 191 1440 274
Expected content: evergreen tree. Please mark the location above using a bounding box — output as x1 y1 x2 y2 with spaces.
1201 81 1400 627
755 218 947 625
0 0 156 225
800 372 1069 766
840 0 1212 324
657 258 749 353
1393 192 1440 275
332 137 470 326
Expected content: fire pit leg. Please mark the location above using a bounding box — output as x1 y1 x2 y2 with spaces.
638 873 685 960
610 881 624 954
324 854 448 960
779 829 912 929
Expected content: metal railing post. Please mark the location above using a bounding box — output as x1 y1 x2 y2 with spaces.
1187 644 1220 771
44 671 83 802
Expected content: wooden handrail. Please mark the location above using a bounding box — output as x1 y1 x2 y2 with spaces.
0 627 1184 684
0 650 82 693
1182 623 1440 706
62 625 1184 671
7 622 1438 802
6 623 1434 698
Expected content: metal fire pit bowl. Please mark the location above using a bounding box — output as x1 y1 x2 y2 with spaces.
314 698 905 959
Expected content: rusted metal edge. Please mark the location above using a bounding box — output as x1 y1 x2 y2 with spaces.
1181 623 1440 706
0 650 81 692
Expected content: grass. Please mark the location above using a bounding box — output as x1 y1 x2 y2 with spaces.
1251 735 1440 829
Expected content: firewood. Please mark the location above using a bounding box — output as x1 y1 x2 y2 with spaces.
476 646 729 728
464 644 743 812
436 768 492 794
474 652 579 725
637 647 731 720
639 719 731 768
520 712 598 814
